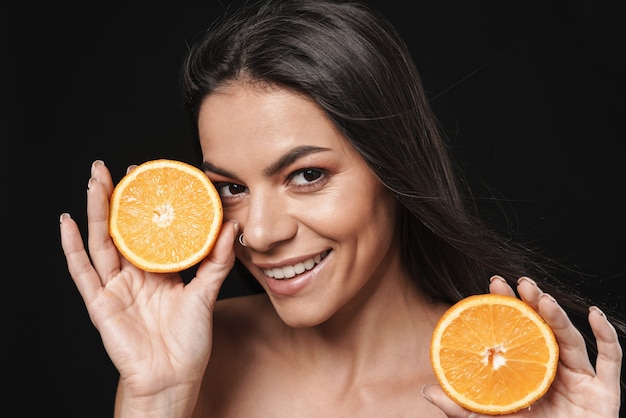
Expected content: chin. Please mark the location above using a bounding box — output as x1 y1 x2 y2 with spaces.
271 298 336 329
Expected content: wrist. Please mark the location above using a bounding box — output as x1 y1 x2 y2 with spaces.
115 382 200 418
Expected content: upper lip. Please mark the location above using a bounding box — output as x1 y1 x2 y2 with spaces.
251 250 330 270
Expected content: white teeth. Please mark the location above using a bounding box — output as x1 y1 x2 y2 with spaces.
294 263 305 274
283 266 296 278
263 253 326 279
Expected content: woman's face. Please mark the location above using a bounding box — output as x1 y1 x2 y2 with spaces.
198 83 400 327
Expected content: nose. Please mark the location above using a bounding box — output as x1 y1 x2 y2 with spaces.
241 189 297 252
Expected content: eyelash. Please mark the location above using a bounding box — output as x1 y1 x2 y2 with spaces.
213 168 328 200
289 168 327 187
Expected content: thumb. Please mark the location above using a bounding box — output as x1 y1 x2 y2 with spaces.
187 220 238 303
422 384 474 417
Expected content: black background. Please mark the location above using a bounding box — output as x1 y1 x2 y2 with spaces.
4 1 625 417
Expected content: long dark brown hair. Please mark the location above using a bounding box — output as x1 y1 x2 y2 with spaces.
179 0 625 386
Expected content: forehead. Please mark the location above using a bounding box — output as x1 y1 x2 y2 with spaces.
197 83 354 157
199 82 318 127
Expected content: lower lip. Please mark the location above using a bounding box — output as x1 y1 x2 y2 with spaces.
262 255 328 296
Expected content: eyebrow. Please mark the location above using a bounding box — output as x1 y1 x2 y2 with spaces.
201 145 330 179
262 145 330 176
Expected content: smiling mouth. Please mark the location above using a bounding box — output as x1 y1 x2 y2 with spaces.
262 250 330 280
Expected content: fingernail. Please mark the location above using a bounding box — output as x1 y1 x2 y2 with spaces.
59 213 71 224
87 177 99 190
421 384 433 403
490 275 506 284
517 276 538 287
91 160 104 176
540 293 557 304
589 306 606 317
232 220 240 234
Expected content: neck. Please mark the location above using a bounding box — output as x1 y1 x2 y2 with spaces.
282 256 448 384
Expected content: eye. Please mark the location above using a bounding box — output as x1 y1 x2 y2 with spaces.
214 182 247 197
290 168 325 186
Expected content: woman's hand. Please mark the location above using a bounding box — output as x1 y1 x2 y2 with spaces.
60 160 238 416
423 275 623 417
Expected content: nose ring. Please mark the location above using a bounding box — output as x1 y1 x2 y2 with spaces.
238 233 246 247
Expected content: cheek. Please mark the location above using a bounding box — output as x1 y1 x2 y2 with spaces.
298 183 396 242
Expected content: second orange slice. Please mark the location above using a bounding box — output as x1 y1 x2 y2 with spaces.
430 293 559 415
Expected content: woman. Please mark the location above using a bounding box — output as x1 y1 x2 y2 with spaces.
60 0 623 416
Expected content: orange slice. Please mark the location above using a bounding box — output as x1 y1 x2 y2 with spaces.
430 294 558 415
109 159 223 272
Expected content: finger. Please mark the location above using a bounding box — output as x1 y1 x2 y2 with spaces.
60 212 103 305
588 306 623 388
497 277 593 372
86 160 123 284
422 384 478 417
516 276 543 310
188 221 239 305
488 275 516 297
538 293 595 375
